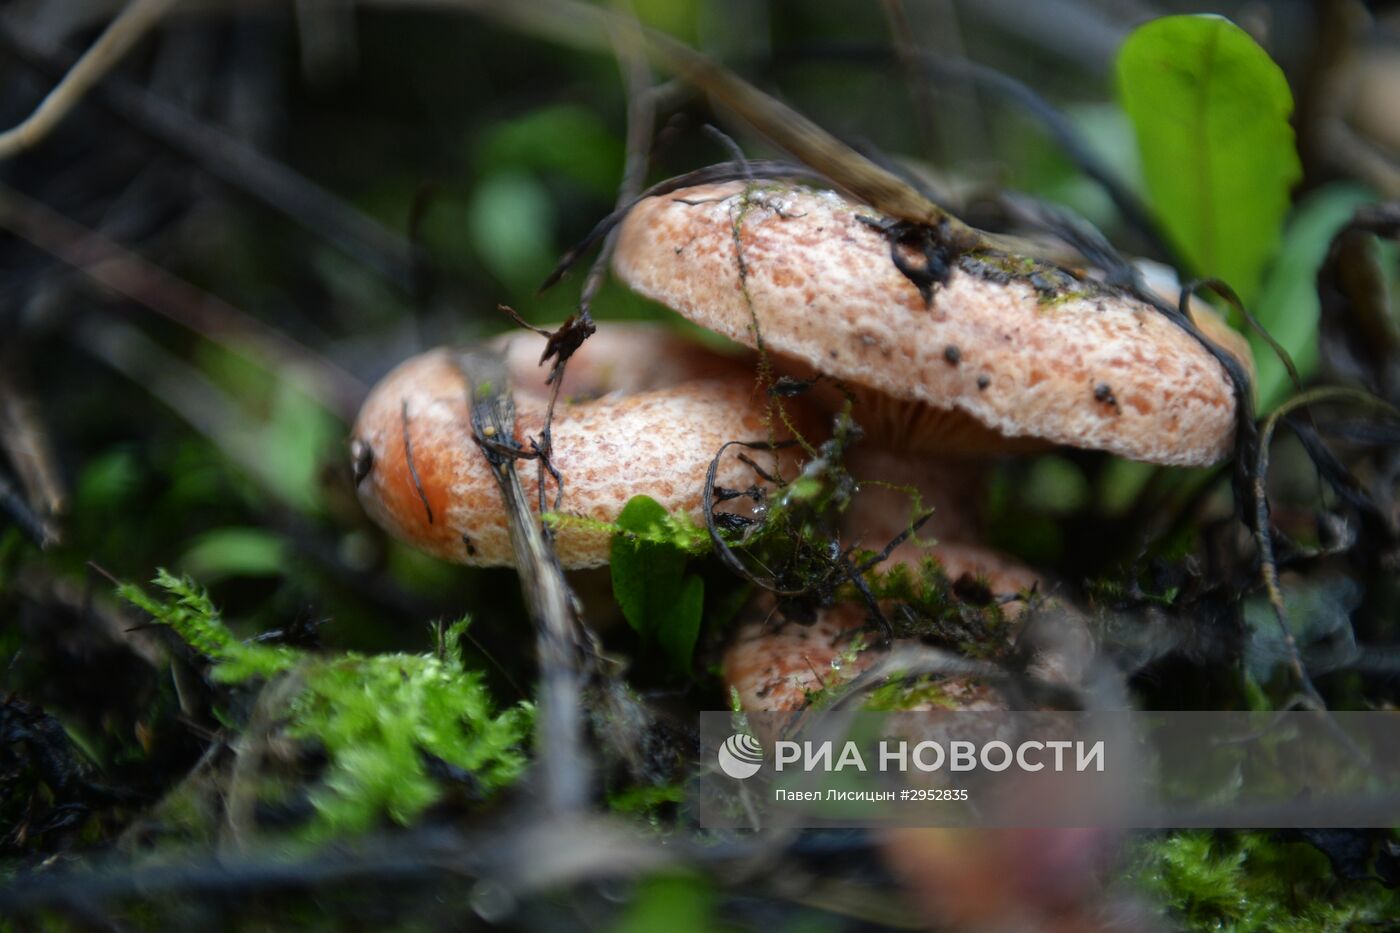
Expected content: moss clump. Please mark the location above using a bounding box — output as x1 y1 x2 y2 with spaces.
852 553 1014 659
1125 831 1400 931
119 571 532 839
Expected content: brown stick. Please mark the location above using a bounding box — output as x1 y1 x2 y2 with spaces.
455 347 591 814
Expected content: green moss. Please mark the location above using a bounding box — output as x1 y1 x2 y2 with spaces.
119 572 532 839
862 675 962 711
117 569 297 681
1126 831 1400 931
853 553 1014 659
608 782 685 818
546 506 711 554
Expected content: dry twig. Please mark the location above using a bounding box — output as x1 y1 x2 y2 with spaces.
456 347 592 815
0 0 180 160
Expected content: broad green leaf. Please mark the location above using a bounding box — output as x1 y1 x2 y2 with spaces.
1117 15 1301 303
609 495 705 672
1252 184 1374 411
659 574 704 675
610 495 686 634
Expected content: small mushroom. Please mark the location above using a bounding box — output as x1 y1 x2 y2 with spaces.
721 560 1115 933
350 324 784 568
722 541 1043 715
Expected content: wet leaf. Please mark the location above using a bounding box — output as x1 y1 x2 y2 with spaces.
1117 15 1301 303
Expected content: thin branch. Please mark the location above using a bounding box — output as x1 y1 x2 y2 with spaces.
71 318 271 497
368 0 982 244
773 40 1173 262
1253 387 1400 709
879 0 940 160
0 0 179 160
576 0 656 318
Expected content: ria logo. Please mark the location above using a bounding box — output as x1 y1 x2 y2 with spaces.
718 733 764 779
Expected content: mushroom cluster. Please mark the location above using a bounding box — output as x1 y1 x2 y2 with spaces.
348 176 1254 933
600 180 1248 931
352 179 1255 673
608 179 1252 706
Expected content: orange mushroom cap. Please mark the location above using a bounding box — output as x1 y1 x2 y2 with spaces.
350 324 783 568
614 181 1254 465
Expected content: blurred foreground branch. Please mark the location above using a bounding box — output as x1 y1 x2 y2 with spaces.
0 183 365 421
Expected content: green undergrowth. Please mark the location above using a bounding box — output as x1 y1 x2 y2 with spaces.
1126 831 1400 931
119 570 532 839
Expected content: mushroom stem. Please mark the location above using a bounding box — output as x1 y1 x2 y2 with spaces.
842 447 1043 616
844 448 984 548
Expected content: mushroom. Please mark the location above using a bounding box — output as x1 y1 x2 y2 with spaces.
612 179 1254 466
721 565 1117 933
722 537 1045 714
611 179 1257 598
350 323 787 568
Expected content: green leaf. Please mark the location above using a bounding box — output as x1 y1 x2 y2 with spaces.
659 574 704 675
1117 15 1301 303
1251 184 1375 410
611 495 683 634
181 527 288 581
610 495 705 672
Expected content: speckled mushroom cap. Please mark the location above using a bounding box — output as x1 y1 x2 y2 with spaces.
722 603 1003 715
613 181 1254 466
351 324 781 569
722 536 1042 714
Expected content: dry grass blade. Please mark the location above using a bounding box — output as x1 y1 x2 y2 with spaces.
0 368 66 539
0 12 419 290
